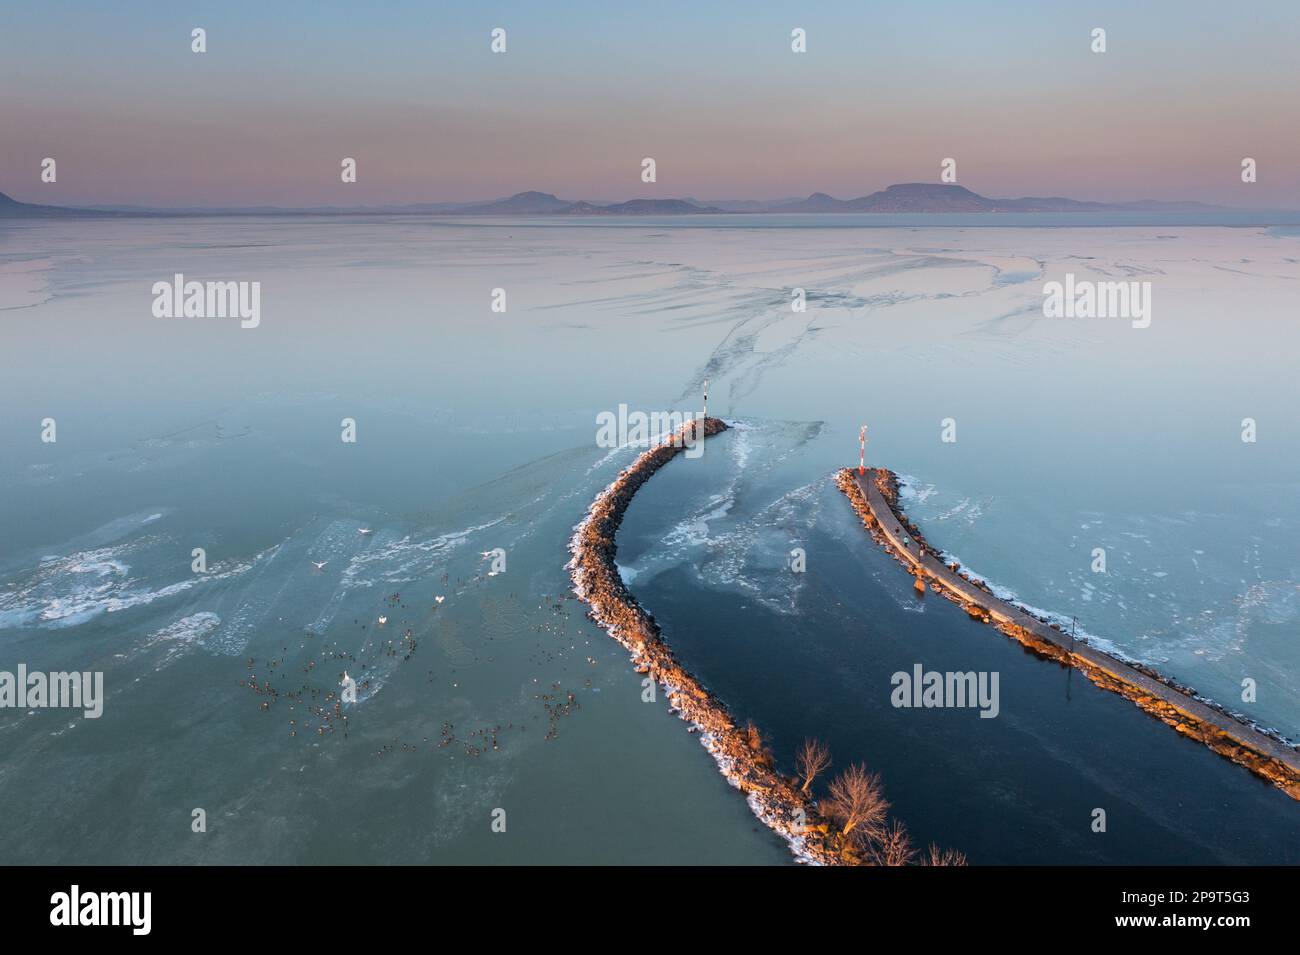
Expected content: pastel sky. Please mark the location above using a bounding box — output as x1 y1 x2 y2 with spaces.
2 0 1297 207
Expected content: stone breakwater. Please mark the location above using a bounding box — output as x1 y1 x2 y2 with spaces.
568 419 842 865
838 467 1300 801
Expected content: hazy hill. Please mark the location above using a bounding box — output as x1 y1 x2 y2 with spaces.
558 198 724 215
0 191 115 217
451 191 576 215
773 183 1219 214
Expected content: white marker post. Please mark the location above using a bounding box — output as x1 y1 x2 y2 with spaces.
698 378 708 444
859 425 867 475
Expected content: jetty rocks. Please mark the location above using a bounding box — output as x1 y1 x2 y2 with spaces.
570 418 847 864
837 466 1300 801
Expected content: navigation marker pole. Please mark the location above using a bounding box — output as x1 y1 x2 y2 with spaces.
1066 615 1078 700
859 425 867 475
698 378 708 443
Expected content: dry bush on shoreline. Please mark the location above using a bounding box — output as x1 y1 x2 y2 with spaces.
926 844 969 867
797 737 832 794
823 763 889 844
744 720 774 767
817 759 967 865
873 819 918 867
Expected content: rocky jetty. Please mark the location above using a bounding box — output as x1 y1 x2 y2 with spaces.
838 467 1300 800
569 419 847 864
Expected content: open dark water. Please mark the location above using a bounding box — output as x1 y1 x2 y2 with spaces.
620 426 1300 864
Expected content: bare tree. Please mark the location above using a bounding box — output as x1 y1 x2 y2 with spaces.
822 763 889 843
796 738 831 794
874 820 917 867
925 843 969 867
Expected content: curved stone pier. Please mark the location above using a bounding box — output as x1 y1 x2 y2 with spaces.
839 466 1300 801
569 419 840 864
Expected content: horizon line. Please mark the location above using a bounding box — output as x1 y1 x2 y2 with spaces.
5 182 1296 216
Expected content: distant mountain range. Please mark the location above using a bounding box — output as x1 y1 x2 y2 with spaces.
450 192 727 215
0 183 1239 218
749 183 1221 214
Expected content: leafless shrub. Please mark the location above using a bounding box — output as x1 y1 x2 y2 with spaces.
822 763 889 843
744 720 773 767
873 820 917 866
925 843 969 867
796 738 831 794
